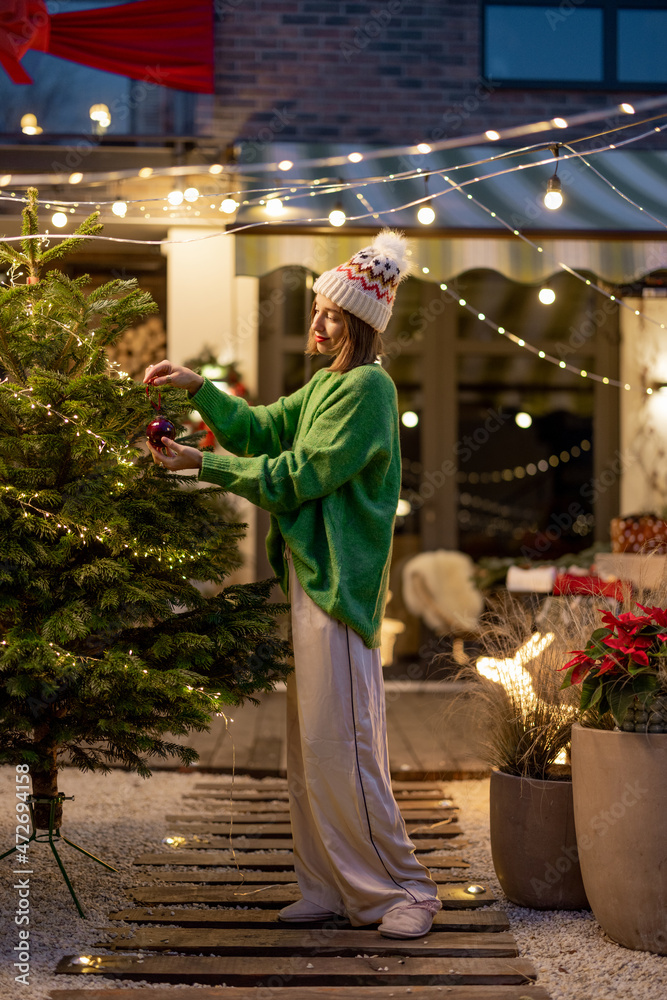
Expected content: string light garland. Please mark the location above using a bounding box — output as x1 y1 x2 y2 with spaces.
0 103 664 220
455 438 591 484
0 122 665 396
439 282 634 390
0 116 663 244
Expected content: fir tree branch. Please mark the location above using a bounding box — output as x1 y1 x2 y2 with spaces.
21 188 40 281
39 212 103 267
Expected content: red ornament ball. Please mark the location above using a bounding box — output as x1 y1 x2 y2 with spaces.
147 416 176 452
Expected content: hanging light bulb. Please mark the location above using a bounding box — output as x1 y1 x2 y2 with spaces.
167 189 184 207
51 211 68 228
544 176 563 210
184 186 199 203
112 201 127 218
417 175 435 225
265 197 284 217
328 203 346 227
538 286 556 304
418 203 435 225
20 113 42 135
543 146 563 210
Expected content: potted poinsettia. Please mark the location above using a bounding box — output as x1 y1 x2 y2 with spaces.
564 603 667 955
561 604 667 731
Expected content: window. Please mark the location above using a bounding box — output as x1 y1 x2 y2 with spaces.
0 0 204 137
483 1 667 88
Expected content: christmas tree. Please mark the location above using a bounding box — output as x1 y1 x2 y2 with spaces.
0 190 291 829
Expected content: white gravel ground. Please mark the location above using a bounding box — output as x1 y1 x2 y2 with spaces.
0 766 666 1000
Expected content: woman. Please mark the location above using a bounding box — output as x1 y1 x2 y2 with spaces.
144 229 441 938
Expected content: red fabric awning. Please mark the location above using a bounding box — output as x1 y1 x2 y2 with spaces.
0 0 214 93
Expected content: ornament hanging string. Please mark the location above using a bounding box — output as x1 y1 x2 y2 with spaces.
146 384 162 412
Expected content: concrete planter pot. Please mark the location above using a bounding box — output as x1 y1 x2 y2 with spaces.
571 722 667 954
489 769 589 910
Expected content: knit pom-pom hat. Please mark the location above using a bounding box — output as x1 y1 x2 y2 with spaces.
312 229 414 333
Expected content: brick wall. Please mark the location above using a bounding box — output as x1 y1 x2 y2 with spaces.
213 0 665 148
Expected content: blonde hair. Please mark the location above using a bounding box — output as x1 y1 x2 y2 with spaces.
305 301 384 373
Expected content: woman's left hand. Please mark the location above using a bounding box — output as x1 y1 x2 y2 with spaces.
147 437 203 471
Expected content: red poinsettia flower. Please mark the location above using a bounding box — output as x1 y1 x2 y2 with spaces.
562 651 596 682
636 604 667 628
604 633 652 652
600 609 650 639
597 654 625 674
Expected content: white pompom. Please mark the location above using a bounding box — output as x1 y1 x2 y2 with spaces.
371 228 415 280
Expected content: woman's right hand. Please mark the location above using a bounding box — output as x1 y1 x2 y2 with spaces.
144 360 204 395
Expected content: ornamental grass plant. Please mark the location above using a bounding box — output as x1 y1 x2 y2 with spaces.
446 592 604 780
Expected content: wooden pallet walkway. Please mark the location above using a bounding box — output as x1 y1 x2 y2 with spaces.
155 689 490 779
50 777 550 1000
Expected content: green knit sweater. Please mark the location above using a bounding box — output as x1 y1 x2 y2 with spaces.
191 364 401 648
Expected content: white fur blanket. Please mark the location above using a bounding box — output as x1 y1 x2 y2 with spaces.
402 550 484 634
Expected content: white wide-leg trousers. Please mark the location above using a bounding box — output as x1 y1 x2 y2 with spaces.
285 552 441 926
